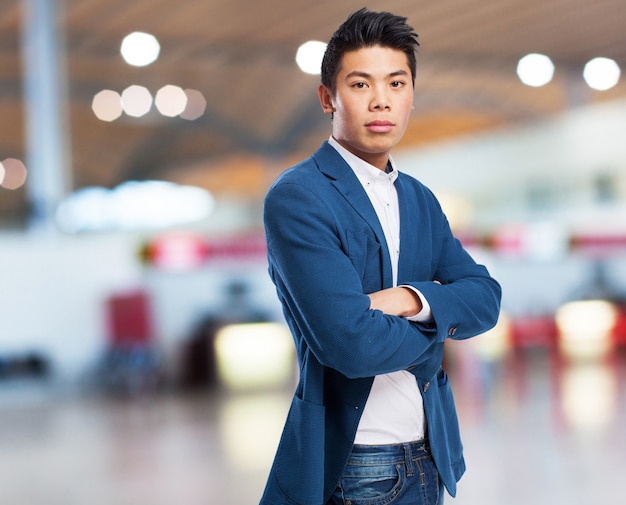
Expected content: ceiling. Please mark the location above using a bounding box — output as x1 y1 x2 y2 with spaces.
1 0 626 225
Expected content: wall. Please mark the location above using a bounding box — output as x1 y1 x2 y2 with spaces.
395 98 626 232
0 232 144 379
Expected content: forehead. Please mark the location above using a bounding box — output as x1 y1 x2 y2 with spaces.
338 45 411 76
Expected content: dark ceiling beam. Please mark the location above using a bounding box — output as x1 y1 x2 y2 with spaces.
120 109 268 182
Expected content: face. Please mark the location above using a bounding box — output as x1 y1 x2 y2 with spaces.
318 45 414 170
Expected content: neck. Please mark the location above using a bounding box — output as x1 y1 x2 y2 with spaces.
331 137 389 171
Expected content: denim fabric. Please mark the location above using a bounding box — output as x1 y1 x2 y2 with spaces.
329 440 444 505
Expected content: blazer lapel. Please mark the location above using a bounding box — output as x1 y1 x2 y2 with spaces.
312 142 393 287
395 174 420 283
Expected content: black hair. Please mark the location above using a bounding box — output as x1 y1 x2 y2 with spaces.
321 8 419 95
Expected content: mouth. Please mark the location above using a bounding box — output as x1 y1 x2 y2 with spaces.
365 120 395 133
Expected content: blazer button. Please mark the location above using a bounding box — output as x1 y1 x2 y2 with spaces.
423 382 430 393
448 327 457 336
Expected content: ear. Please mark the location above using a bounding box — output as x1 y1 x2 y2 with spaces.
318 84 335 114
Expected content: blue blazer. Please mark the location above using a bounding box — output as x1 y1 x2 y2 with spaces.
261 142 501 505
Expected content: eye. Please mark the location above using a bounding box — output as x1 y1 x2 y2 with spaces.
390 81 405 88
352 82 368 89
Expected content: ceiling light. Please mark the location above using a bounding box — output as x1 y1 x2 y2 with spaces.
121 85 153 117
296 40 327 75
155 85 188 117
583 57 621 91
516 53 555 87
0 158 28 190
92 89 122 122
180 89 207 120
120 31 160 67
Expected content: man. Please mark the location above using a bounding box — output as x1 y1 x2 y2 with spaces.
260 8 501 505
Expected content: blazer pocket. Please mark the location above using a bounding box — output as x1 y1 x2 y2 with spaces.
345 229 382 292
275 396 326 504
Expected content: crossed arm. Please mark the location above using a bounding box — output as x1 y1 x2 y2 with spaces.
369 280 443 318
368 287 423 317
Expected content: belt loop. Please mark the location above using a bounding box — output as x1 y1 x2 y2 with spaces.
403 443 414 476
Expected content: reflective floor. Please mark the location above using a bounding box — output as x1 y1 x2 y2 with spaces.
446 346 626 504
0 347 624 505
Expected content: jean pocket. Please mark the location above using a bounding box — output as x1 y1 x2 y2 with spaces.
337 460 405 505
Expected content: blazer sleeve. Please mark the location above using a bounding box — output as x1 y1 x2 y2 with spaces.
264 178 437 379
401 201 501 343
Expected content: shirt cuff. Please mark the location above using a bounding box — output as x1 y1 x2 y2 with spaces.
400 285 433 323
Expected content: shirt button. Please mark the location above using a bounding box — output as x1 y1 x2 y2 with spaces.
448 327 457 336
423 382 430 393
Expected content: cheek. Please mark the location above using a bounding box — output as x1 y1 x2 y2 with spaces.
333 105 358 131
401 93 415 110
399 97 414 122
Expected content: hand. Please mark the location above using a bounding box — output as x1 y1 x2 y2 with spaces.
368 287 422 317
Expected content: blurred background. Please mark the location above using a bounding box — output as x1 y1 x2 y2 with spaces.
1 0 625 503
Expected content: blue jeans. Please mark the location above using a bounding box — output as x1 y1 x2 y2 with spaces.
329 440 444 505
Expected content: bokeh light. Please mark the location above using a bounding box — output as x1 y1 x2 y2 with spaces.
92 89 122 122
121 85 153 117
583 57 621 91
120 31 160 67
56 180 214 232
214 322 294 391
556 299 617 360
295 40 327 75
0 158 28 190
516 53 555 87
180 89 207 120
155 85 188 117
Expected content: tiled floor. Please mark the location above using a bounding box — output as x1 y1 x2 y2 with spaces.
0 347 624 505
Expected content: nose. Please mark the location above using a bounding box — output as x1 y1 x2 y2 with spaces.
370 88 391 111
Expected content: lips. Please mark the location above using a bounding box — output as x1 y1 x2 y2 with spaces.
366 120 395 133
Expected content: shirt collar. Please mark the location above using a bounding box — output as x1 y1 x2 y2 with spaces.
328 136 398 184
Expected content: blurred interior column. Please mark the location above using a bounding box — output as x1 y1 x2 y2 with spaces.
20 0 72 233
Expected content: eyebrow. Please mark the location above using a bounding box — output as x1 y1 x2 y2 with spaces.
345 69 410 80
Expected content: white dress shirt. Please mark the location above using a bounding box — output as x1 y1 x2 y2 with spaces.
329 137 428 444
